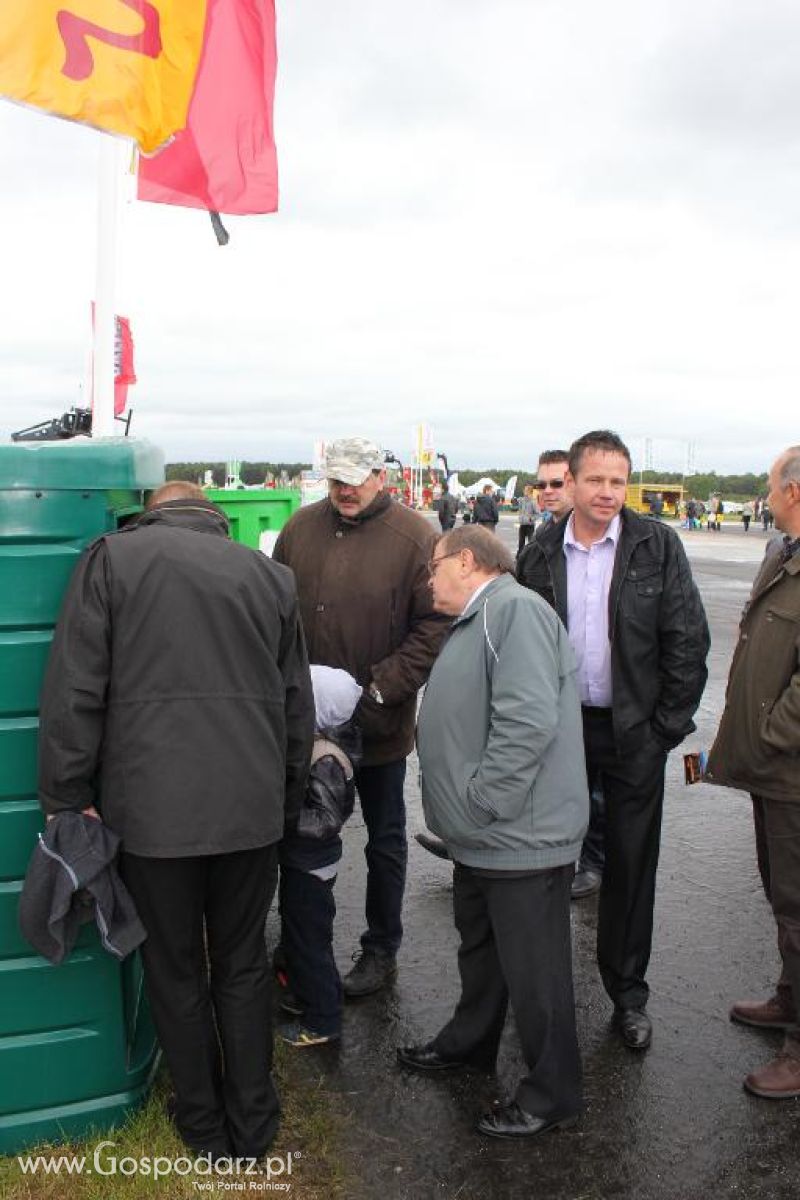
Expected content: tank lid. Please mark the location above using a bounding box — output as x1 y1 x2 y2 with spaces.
0 439 165 490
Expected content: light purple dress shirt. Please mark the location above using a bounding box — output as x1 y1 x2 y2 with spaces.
563 513 621 707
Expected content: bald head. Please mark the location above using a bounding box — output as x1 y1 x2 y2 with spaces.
147 481 206 510
777 446 800 489
767 447 800 537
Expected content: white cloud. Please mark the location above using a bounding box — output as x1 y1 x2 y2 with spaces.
1 0 798 471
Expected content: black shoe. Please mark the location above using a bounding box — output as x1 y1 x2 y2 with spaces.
164 1095 232 1159
614 1007 652 1051
342 949 397 999
415 832 451 861
571 868 602 899
396 1042 467 1072
477 1100 578 1139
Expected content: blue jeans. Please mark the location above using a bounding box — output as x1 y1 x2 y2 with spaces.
355 760 407 956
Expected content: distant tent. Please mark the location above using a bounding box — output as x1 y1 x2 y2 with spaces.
463 476 502 498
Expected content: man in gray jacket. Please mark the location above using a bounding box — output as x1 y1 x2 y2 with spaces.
397 525 589 1140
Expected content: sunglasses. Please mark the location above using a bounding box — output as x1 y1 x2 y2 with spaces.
428 549 462 576
535 479 565 489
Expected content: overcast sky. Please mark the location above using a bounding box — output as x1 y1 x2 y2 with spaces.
1 0 798 472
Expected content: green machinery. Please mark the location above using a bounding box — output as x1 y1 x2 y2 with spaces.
0 439 164 1154
204 487 300 551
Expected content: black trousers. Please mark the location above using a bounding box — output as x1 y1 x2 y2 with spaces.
752 795 800 1041
517 524 535 555
433 863 582 1120
121 845 279 1159
582 710 667 1010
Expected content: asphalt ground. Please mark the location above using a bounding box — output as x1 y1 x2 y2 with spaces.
267 516 800 1200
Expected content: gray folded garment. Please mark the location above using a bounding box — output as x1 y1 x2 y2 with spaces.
18 811 146 965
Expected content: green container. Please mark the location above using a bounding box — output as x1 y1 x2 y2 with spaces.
0 438 164 1154
205 487 300 551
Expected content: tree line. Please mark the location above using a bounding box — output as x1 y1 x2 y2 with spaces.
453 468 769 500
167 462 770 501
166 462 311 487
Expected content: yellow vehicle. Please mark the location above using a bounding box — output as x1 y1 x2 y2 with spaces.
625 483 684 517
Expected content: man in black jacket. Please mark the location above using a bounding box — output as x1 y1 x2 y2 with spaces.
518 431 709 1051
438 482 459 532
38 482 314 1162
473 484 500 531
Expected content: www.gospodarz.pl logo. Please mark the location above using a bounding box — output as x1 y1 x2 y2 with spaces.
17 1141 298 1190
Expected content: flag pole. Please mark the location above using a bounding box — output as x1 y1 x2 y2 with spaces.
92 135 124 438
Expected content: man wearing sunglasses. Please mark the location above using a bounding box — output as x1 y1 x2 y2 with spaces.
529 453 608 901
518 430 709 1053
534 451 572 524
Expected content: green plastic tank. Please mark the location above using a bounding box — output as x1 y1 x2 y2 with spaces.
0 438 164 1154
205 487 300 551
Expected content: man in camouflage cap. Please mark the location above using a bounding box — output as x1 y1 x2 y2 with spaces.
322 437 386 489
274 437 448 997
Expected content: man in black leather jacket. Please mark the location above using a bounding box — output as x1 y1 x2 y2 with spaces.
517 431 709 1052
473 484 500 531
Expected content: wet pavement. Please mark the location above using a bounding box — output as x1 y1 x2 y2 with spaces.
268 520 800 1199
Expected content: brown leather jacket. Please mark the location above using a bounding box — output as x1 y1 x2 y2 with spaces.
707 542 800 801
273 491 449 766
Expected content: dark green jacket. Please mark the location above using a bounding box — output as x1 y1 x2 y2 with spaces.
707 543 800 801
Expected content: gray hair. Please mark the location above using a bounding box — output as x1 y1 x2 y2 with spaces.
439 525 515 574
779 446 800 487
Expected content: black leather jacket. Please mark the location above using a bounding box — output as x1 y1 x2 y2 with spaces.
517 507 709 753
296 718 362 841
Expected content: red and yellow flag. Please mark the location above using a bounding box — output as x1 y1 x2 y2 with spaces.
138 0 278 216
0 1 208 153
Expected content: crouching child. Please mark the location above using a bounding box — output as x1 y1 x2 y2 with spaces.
276 665 362 1046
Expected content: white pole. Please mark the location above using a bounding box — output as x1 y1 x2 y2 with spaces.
92 135 125 438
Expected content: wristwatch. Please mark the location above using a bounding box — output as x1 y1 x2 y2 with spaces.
369 683 384 705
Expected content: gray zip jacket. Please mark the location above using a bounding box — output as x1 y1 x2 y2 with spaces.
417 573 589 870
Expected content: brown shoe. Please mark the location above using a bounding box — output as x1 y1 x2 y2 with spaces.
744 1052 800 1099
730 995 795 1031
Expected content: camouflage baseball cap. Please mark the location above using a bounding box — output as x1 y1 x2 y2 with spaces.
324 437 385 486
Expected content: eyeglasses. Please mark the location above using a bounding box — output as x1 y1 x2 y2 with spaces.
535 479 565 490
428 549 462 576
